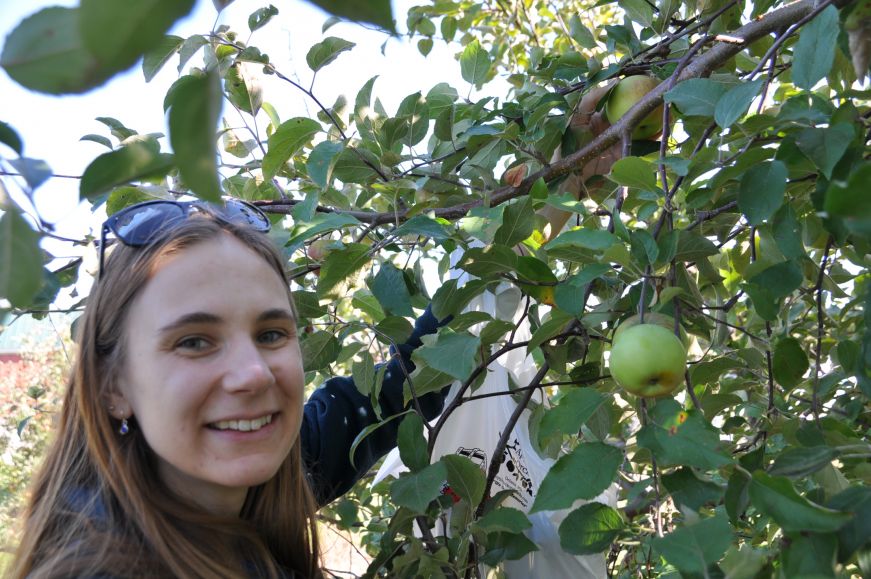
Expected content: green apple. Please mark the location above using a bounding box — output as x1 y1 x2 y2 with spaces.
307 238 335 261
608 323 687 398
613 313 690 349
604 76 663 140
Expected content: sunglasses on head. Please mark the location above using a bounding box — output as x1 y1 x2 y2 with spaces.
99 198 271 277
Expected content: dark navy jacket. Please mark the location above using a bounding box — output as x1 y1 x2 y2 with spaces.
300 306 449 506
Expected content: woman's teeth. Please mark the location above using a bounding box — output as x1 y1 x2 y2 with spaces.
211 414 273 432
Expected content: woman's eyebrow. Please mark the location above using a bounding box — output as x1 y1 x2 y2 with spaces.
257 308 296 324
158 312 223 334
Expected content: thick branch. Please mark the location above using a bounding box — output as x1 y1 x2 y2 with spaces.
257 0 821 226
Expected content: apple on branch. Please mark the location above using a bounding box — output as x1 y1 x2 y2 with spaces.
608 323 687 398
604 75 664 141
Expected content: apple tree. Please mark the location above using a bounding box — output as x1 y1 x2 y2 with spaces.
1 0 871 576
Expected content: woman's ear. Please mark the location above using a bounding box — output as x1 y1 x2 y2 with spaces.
106 391 131 419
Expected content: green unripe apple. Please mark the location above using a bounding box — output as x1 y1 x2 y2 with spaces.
608 323 687 398
613 313 690 349
604 76 663 140
307 239 335 261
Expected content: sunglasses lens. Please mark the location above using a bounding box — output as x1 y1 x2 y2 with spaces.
220 200 271 231
112 202 186 245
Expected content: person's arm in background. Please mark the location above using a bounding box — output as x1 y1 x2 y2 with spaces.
300 305 450 506
537 82 623 242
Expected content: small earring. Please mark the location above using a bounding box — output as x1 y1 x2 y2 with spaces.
119 418 130 436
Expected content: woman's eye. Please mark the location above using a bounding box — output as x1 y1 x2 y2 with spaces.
175 336 212 352
258 330 289 345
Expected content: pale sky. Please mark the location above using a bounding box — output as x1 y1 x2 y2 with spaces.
0 0 490 245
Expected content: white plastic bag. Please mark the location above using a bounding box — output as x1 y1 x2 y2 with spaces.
374 249 615 577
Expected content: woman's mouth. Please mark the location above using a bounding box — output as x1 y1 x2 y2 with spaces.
208 413 275 432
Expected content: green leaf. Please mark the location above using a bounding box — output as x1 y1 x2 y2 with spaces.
828 486 871 560
0 121 23 155
142 35 183 82
306 140 344 189
248 4 278 31
415 330 481 381
398 413 429 472
494 196 534 247
405 365 454 402
568 14 597 48
769 446 838 478
673 231 719 262
8 158 51 191
306 36 355 72
167 71 222 202
608 156 658 191
772 337 809 388
176 34 208 73
771 204 806 260
559 502 623 555
630 229 659 266
546 228 618 252
348 410 410 468
369 262 413 317
664 78 729 117
299 330 340 371
262 117 321 180
475 507 532 534
714 78 763 128
480 531 538 565
747 261 803 300
390 461 447 513
537 389 606 448
286 212 360 250
651 513 732 574
531 442 622 512
443 454 486 505
795 123 854 179
316 242 370 299
0 205 43 308
105 186 154 216
792 5 839 90
392 215 452 241
458 245 518 277
748 471 852 532
662 468 725 512
0 7 109 94
332 147 381 183
781 531 839 577
225 62 262 116
306 0 394 32
460 39 491 86
637 399 731 470
738 160 787 225
824 163 871 221
527 310 574 353
351 351 375 397
80 134 113 149
79 0 195 75
79 143 174 200
431 279 488 320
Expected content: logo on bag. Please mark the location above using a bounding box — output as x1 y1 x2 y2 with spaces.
495 437 534 508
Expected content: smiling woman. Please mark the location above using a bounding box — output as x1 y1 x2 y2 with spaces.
8 202 450 578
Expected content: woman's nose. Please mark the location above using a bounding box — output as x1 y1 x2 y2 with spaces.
221 340 275 393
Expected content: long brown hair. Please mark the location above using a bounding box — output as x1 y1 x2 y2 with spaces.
10 216 321 578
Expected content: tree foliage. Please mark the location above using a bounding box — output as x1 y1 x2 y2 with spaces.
2 0 871 576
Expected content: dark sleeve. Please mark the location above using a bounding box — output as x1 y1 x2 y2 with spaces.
300 305 451 506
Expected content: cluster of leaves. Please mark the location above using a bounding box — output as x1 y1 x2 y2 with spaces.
2 0 871 576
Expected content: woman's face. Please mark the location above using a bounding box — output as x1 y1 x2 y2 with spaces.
110 233 305 515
